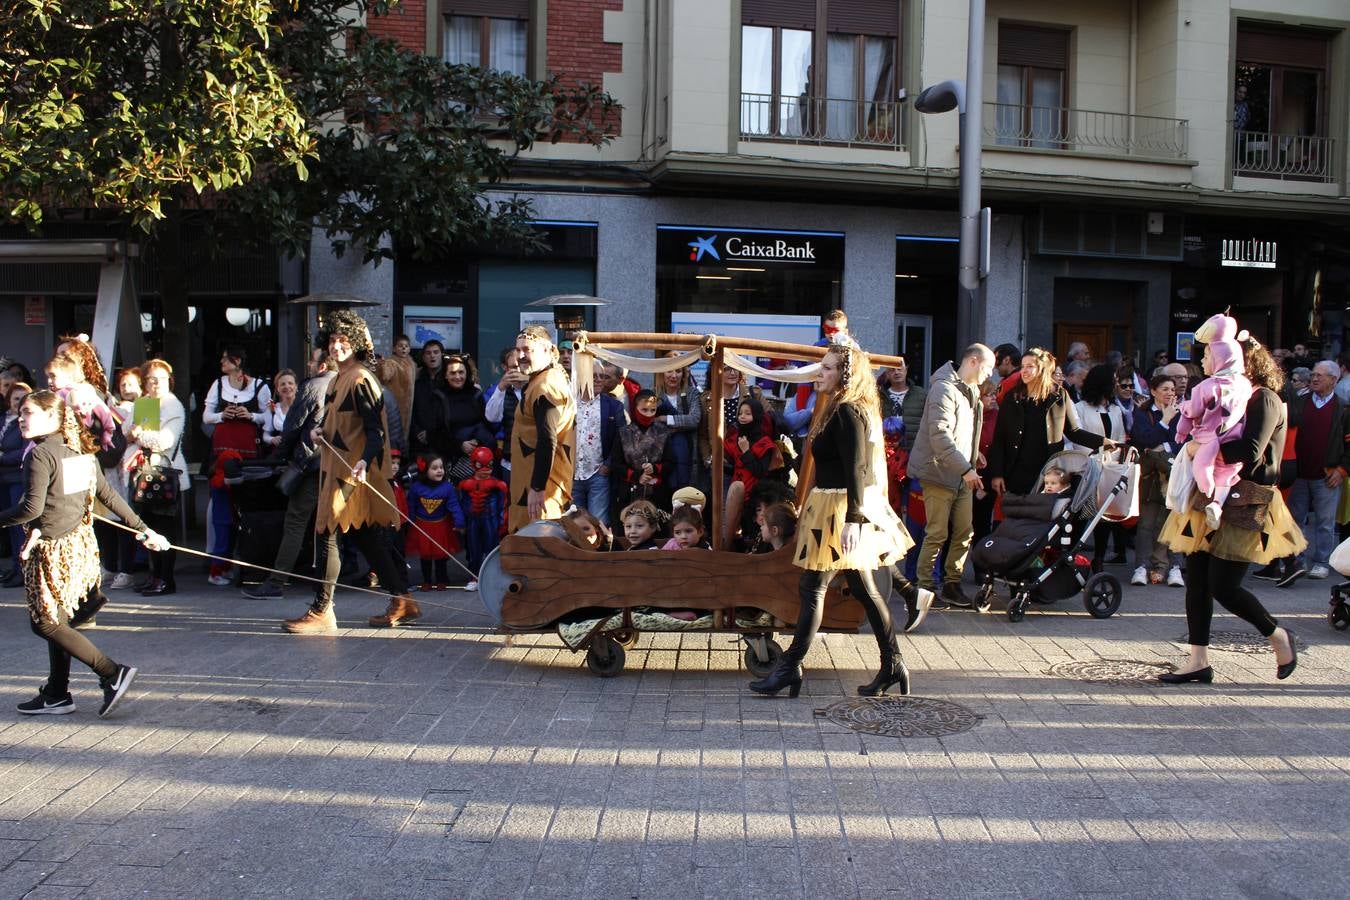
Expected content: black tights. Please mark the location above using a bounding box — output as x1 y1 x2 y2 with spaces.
1184 551 1278 646
419 558 449 585
31 611 117 697
313 526 408 611
784 569 898 667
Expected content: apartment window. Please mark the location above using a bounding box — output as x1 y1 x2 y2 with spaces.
1234 23 1333 180
444 1 528 76
740 0 903 147
995 23 1069 149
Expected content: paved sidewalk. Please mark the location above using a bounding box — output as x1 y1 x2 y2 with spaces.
0 568 1346 898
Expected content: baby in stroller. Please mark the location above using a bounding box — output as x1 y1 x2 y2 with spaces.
972 451 1127 621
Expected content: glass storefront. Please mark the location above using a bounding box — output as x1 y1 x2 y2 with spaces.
895 235 958 383
395 222 597 378
655 224 844 330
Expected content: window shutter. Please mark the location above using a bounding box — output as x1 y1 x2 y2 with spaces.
742 0 816 30
826 0 899 36
998 23 1069 69
446 0 529 17
1236 25 1330 68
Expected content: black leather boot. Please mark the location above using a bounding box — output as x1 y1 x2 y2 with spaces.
748 661 804 697
858 633 910 697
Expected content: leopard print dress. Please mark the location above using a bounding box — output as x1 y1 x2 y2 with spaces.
22 488 101 625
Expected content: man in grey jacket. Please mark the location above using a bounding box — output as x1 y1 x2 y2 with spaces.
909 344 994 607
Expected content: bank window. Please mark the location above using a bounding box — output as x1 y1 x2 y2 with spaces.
740 0 902 146
995 23 1069 149
444 2 528 76
1234 23 1333 182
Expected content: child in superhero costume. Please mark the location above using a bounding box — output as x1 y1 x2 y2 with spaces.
458 445 508 591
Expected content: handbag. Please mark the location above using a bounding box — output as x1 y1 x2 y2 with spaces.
1096 446 1140 521
131 435 183 516
276 462 307 497
1223 478 1275 531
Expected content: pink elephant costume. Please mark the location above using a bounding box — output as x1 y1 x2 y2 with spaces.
1174 314 1253 520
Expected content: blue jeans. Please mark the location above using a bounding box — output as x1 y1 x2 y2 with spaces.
572 469 611 527
1288 476 1339 566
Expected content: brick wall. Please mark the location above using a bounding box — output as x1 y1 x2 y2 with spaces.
547 0 622 87
368 0 427 53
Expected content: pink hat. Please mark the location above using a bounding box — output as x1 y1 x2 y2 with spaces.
1196 313 1247 375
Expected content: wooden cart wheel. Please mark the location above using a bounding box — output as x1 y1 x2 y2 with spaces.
743 638 783 678
586 637 626 677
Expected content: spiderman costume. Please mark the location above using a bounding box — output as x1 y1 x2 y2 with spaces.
459 446 509 578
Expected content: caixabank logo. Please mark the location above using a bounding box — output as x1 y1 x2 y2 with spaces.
687 233 818 264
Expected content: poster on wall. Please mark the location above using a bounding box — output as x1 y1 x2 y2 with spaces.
1174 331 1195 362
23 295 46 326
518 312 559 346
403 305 463 352
670 311 822 389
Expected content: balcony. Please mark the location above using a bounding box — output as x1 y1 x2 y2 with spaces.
1232 131 1335 183
739 92 904 150
983 102 1189 160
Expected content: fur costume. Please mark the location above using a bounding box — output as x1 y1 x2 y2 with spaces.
508 363 576 533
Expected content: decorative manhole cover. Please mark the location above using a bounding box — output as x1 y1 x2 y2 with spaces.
1174 631 1307 654
814 697 983 738
1050 659 1177 686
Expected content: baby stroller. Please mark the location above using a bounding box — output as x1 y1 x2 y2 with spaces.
972 449 1137 623
1327 538 1350 631
221 459 296 587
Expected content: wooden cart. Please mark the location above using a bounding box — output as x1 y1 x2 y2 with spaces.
476 331 906 677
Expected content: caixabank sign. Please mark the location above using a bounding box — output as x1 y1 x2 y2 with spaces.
657 225 845 269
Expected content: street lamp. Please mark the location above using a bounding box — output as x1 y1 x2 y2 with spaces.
913 0 988 350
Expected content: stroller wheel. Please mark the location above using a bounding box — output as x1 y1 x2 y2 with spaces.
1083 573 1123 619
1330 600 1350 631
975 583 995 613
1006 594 1027 623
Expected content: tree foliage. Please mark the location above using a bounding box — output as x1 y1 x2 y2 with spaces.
0 0 619 261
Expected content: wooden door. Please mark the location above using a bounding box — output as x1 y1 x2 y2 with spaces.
1055 323 1110 363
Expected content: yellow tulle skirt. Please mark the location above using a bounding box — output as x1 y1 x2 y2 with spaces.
1159 488 1306 566
793 488 914 572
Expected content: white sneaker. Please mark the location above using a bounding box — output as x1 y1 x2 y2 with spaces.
109 572 136 590
464 580 479 591
1308 564 1331 580
1130 566 1147 586
207 574 231 587
1167 566 1185 587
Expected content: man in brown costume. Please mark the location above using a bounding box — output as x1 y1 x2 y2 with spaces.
509 326 576 532
282 310 421 633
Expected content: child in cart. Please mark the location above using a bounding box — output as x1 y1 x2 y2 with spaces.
619 500 665 551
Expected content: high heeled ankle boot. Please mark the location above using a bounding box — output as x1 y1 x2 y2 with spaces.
858 635 910 697
748 661 804 697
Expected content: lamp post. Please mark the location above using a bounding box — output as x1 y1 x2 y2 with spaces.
913 0 987 349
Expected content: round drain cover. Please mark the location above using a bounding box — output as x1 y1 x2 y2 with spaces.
1174 630 1307 654
816 696 982 738
1050 658 1177 686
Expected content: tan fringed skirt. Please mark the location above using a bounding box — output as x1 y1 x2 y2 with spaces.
793 488 914 572
1160 488 1306 565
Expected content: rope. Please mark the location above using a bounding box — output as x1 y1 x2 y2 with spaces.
314 433 480 582
92 513 496 620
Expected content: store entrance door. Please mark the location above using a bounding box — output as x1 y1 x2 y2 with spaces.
896 314 934 386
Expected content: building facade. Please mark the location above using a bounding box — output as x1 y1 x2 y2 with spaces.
315 0 1350 380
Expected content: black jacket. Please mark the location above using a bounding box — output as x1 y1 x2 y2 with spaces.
1287 391 1350 473
1223 387 1287 486
986 386 1104 495
0 434 148 540
810 402 870 523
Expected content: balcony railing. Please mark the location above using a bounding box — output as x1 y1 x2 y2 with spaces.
739 92 903 150
983 102 1188 159
1233 130 1335 183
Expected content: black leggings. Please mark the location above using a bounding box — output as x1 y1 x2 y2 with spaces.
1183 551 1278 646
31 611 117 697
313 526 408 611
419 558 449 584
783 569 897 666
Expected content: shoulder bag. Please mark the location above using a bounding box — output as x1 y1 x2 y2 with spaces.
132 433 183 517
1223 479 1275 531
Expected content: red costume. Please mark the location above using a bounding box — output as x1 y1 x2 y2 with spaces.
458 446 510 575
